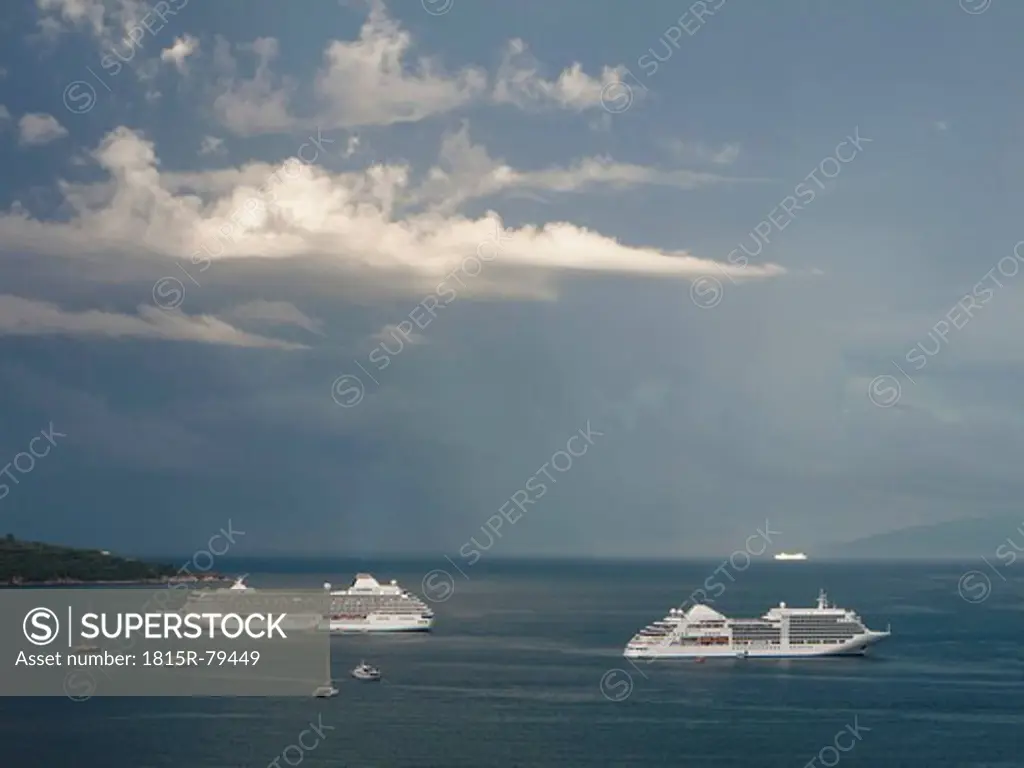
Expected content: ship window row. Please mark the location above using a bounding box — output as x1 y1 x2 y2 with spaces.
789 622 851 627
788 619 855 624
672 637 729 646
330 607 423 613
333 598 421 606
806 628 863 634
790 628 858 635
790 639 850 645
788 618 858 625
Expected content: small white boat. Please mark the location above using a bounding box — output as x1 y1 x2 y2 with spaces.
351 661 381 681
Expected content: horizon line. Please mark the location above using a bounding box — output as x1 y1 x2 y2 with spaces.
133 552 992 564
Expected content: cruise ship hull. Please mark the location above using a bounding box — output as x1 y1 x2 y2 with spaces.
327 615 433 633
326 573 434 633
624 590 890 661
624 631 889 660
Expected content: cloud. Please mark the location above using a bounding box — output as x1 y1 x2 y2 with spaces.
210 2 635 136
664 138 741 165
710 144 741 165
212 36 297 136
0 295 307 349
18 113 69 146
0 105 10 122
373 322 425 346
36 0 109 38
492 39 633 112
224 300 324 335
213 4 487 136
311 2 488 130
36 0 190 90
198 135 225 155
35 0 152 47
0 127 785 300
410 123 759 214
160 34 198 72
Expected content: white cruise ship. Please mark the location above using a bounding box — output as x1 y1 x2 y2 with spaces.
624 590 890 659
183 575 252 606
326 574 434 633
180 576 322 631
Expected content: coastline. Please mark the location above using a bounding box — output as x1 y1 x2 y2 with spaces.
2 574 228 587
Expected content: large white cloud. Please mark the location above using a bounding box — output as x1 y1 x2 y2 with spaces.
0 127 784 300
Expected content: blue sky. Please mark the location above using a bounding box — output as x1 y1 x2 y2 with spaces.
0 0 1022 557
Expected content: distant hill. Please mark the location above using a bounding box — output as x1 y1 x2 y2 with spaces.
0 535 222 585
824 516 1023 559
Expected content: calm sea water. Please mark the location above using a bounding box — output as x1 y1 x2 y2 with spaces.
3 558 1023 767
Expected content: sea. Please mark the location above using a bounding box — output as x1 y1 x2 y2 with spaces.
2 557 1022 767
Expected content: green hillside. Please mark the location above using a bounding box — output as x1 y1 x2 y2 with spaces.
0 534 182 584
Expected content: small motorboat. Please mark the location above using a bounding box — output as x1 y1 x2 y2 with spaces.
695 657 705 664
351 661 381 681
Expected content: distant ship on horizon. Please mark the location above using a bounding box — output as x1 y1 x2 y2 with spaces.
773 552 808 561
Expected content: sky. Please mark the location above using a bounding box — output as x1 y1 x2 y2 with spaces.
0 0 1022 558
